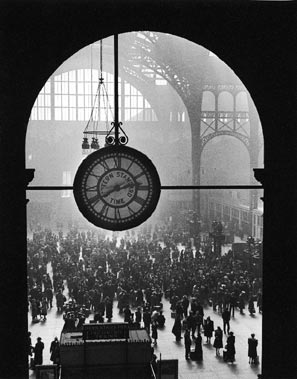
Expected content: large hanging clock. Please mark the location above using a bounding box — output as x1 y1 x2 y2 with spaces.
73 145 161 231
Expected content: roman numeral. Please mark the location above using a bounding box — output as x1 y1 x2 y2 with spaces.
100 160 110 171
134 196 145 206
113 156 121 169
114 208 121 219
89 194 101 206
86 185 97 192
134 171 145 180
137 185 149 191
127 159 135 171
89 172 101 179
101 204 109 217
128 206 135 216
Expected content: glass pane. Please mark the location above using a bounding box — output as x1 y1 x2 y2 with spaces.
69 108 76 121
45 108 51 120
202 91 215 110
218 91 233 111
77 83 84 94
125 97 130 107
78 109 84 121
69 95 76 107
45 95 51 107
84 69 91 81
55 82 61 94
69 70 76 81
236 91 249 111
85 83 91 94
62 72 68 81
62 95 68 107
137 96 143 108
69 82 76 94
62 82 68 93
55 95 61 106
38 108 44 120
55 108 61 120
62 108 68 120
77 95 84 107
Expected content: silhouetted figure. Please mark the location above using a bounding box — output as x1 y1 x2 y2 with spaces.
229 292 237 317
124 305 132 323
222 308 231 334
152 321 158 345
238 291 245 314
94 312 104 323
204 316 214 343
186 311 197 338
135 307 142 328
143 309 151 335
191 332 203 361
213 326 223 356
34 337 44 367
50 337 60 365
257 291 262 313
224 331 235 363
248 297 256 315
157 310 165 327
184 329 192 360
172 314 182 341
248 333 258 364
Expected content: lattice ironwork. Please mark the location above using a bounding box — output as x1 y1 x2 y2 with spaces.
203 84 245 93
201 130 250 150
121 31 205 103
201 111 250 139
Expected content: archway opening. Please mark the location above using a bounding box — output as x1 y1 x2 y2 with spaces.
26 31 263 378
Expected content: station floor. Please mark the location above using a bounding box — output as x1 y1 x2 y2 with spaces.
28 291 262 379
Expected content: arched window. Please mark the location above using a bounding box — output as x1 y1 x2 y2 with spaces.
30 70 158 122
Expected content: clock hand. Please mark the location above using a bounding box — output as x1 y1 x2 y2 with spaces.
102 181 142 197
117 181 143 191
102 185 118 197
118 182 135 191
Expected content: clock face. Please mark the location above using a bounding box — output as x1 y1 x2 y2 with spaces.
73 145 161 231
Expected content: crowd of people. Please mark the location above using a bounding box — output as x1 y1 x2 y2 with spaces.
27 220 261 369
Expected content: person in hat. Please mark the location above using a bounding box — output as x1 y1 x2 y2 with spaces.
222 308 231 334
172 314 182 341
213 326 223 356
34 337 44 366
50 337 60 365
248 333 258 364
186 311 197 338
248 296 256 315
226 331 236 363
238 291 245 314
203 316 214 343
192 331 203 361
157 310 165 328
184 328 192 360
151 321 158 345
135 306 142 328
